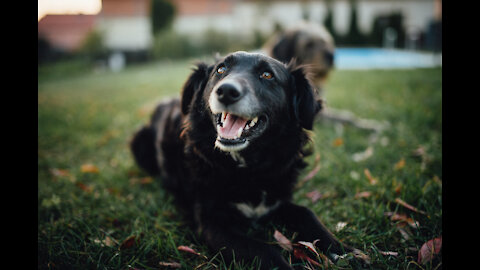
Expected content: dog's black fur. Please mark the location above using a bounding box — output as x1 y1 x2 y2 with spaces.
130 52 368 269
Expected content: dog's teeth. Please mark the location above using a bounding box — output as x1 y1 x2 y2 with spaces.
221 112 226 123
237 127 243 138
248 117 258 128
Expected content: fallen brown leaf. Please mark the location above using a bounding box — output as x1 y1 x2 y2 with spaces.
76 182 93 193
50 168 70 178
379 250 399 256
333 138 344 147
140 177 153 184
394 158 406 170
398 227 412 241
305 190 322 203
158 261 182 268
295 241 320 258
394 198 428 216
130 177 154 186
384 212 420 229
301 165 321 183
81 164 99 174
177 245 207 259
119 235 137 250
364 168 378 185
354 191 372 199
274 230 293 251
94 236 116 247
293 248 322 267
418 236 442 265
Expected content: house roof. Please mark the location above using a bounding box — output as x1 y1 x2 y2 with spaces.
172 0 233 16
100 0 151 17
38 14 97 51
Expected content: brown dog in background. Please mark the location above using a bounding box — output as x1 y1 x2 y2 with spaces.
263 22 335 92
263 21 388 133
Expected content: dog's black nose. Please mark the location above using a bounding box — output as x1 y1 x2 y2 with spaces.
216 83 243 105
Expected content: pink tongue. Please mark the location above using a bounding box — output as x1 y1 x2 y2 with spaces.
218 113 247 139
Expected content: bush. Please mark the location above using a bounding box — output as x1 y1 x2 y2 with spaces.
151 28 265 60
79 30 107 60
151 30 198 59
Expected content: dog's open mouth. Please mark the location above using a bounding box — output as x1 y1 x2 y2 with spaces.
214 112 267 152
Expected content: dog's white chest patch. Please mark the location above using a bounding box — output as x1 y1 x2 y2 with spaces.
234 195 280 219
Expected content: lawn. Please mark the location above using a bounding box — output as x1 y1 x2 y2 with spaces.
38 59 442 270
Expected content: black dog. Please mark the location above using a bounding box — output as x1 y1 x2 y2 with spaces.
130 51 369 269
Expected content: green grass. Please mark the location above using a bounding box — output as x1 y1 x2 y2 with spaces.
38 60 442 270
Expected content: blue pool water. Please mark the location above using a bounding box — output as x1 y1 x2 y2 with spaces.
334 48 442 69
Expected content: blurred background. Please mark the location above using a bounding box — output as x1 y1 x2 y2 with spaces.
38 0 442 72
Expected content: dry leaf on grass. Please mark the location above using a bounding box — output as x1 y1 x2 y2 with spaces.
300 165 321 184
130 177 154 186
384 212 420 228
274 230 293 251
379 250 399 256
354 191 372 199
352 146 374 162
81 163 99 174
50 168 70 177
119 235 137 250
158 261 182 268
76 182 93 193
417 236 442 264
93 236 116 247
364 168 378 185
398 227 412 241
394 198 428 216
296 241 320 257
305 190 322 203
333 137 344 147
394 158 406 170
293 248 322 267
177 245 208 259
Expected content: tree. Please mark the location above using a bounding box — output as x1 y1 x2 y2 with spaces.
323 0 336 40
151 0 176 35
344 0 364 45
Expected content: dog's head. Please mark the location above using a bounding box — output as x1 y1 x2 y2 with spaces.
181 51 322 155
265 23 335 85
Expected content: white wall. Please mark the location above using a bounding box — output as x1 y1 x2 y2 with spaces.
97 16 152 51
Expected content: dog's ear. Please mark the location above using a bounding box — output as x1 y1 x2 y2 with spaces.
181 62 213 115
271 32 297 64
288 62 323 130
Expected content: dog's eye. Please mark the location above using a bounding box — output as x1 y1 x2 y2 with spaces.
260 71 273 80
217 66 227 74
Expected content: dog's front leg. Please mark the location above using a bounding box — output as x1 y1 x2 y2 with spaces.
270 202 370 266
200 221 293 270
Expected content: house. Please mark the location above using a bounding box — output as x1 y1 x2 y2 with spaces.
38 0 152 54
171 0 439 44
38 0 440 56
96 0 152 52
38 14 97 52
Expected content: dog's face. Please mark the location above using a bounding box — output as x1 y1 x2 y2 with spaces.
181 51 322 154
266 23 335 84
